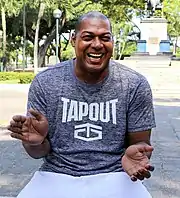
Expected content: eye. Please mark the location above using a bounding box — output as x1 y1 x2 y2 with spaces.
101 36 112 42
82 35 93 41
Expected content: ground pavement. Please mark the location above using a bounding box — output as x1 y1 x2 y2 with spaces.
0 61 180 198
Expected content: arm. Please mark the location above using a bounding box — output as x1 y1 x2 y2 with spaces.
22 138 51 159
24 76 49 159
126 76 156 157
126 130 152 159
122 130 154 181
122 76 156 181
8 76 50 159
8 110 50 159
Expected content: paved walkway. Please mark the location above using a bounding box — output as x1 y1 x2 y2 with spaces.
121 61 180 197
0 62 180 197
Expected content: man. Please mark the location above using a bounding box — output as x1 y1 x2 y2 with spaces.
8 11 156 198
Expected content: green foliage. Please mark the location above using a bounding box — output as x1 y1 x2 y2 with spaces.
176 48 180 57
61 43 75 61
113 21 136 59
1 0 146 67
100 0 144 21
0 0 23 17
0 72 35 83
0 72 19 81
163 0 180 38
19 72 35 84
123 41 137 55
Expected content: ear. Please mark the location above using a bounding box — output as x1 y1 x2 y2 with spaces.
71 32 76 48
112 35 115 44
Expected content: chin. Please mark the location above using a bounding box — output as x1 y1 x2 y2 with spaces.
86 60 109 72
85 64 106 73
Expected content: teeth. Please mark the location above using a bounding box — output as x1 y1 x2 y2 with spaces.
88 53 103 58
90 53 102 57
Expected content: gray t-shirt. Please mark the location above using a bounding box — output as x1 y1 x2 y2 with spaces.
27 59 156 176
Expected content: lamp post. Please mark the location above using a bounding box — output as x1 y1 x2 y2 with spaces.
22 3 26 70
53 9 62 64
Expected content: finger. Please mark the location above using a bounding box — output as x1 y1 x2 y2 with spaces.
136 144 154 153
138 168 151 179
144 145 154 153
12 115 26 123
29 109 46 121
133 171 144 181
7 126 23 133
10 120 23 128
130 175 137 182
10 133 25 141
127 167 139 181
145 164 155 172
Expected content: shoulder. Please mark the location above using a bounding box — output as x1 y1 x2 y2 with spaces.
35 59 71 81
29 60 72 92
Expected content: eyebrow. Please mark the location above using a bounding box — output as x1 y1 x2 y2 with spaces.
81 31 112 36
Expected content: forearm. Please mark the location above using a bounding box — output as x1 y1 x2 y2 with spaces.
22 138 51 159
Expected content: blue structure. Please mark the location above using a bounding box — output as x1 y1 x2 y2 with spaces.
159 40 170 52
137 40 147 53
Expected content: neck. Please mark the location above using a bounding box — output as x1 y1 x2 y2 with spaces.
74 60 109 84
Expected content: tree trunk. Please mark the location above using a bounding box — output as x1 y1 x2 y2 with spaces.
173 37 178 55
33 2 45 74
1 6 6 71
38 14 66 68
1 7 6 55
22 4 26 70
38 28 56 67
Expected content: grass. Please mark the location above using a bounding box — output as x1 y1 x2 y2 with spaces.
0 79 19 84
0 120 8 127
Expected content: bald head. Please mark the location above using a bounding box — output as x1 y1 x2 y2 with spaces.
75 11 112 34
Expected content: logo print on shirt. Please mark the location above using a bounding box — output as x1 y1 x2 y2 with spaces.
61 97 118 141
74 123 102 141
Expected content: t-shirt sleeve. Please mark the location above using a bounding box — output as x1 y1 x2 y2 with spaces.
127 77 156 132
26 76 47 117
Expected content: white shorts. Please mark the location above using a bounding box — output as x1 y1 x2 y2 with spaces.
17 171 152 198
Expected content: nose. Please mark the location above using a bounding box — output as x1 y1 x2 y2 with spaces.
91 37 103 50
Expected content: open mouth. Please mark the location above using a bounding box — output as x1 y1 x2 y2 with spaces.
87 53 104 59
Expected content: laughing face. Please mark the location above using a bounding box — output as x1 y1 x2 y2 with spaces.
72 17 113 74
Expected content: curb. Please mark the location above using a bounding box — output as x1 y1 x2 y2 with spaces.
0 125 8 130
0 127 8 131
0 197 15 198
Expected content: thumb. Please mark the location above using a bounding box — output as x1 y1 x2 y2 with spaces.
136 144 154 153
28 109 46 121
144 145 154 153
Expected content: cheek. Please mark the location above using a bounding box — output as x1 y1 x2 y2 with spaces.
75 43 90 57
75 43 85 54
75 46 85 59
105 43 113 53
106 47 113 55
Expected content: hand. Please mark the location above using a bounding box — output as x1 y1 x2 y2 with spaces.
7 109 48 146
122 144 154 182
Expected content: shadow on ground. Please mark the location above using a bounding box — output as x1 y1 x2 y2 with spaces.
0 139 42 196
144 100 180 198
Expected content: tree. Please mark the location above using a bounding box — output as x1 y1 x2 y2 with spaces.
163 0 180 54
2 0 146 68
1 6 6 57
34 2 45 74
0 0 23 70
